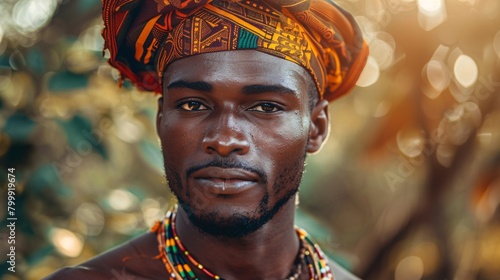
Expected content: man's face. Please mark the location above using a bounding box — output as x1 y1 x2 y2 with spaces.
157 50 326 238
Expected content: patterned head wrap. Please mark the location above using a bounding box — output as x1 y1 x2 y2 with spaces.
102 0 368 101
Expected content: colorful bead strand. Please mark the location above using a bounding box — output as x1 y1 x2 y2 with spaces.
153 207 334 280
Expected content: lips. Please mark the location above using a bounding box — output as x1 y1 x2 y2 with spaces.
190 166 260 195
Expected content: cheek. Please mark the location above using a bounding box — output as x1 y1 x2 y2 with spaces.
159 117 200 168
252 115 308 198
252 112 310 166
159 117 203 197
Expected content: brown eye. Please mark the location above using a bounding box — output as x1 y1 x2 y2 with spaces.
251 103 281 113
179 101 208 111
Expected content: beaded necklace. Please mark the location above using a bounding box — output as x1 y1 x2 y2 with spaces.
153 207 334 280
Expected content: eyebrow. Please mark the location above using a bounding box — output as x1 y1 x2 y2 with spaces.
166 80 297 96
242 84 297 96
166 80 212 92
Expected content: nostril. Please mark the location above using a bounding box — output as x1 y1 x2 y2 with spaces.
201 114 250 156
202 135 249 157
204 145 217 154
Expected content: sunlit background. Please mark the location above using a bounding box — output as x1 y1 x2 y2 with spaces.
0 0 499 279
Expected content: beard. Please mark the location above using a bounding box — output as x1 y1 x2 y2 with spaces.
164 153 307 239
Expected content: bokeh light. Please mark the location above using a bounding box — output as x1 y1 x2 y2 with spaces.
356 56 379 87
417 0 443 14
80 24 105 52
369 33 396 70
436 143 455 167
107 189 139 211
141 198 165 226
417 0 446 30
397 128 426 158
427 60 450 92
395 256 424 280
50 228 84 258
12 0 58 33
453 54 478 88
75 203 105 236
115 118 145 143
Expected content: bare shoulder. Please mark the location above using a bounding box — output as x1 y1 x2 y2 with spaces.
43 266 110 280
43 231 168 280
44 265 155 280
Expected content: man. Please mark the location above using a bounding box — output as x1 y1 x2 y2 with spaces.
45 0 368 279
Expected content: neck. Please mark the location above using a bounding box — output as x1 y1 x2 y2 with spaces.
175 197 300 280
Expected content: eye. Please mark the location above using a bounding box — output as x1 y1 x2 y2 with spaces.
249 103 282 113
178 101 209 111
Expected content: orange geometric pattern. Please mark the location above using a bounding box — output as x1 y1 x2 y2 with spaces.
102 0 368 101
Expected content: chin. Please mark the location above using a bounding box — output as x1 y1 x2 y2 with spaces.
178 185 299 238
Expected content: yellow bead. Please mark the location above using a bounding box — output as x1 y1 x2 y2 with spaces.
198 264 203 269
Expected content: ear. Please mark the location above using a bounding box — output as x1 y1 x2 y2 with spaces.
307 99 329 154
156 96 164 137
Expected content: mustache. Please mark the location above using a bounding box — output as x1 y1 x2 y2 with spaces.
186 158 268 183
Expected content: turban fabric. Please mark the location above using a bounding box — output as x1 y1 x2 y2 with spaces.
102 0 368 101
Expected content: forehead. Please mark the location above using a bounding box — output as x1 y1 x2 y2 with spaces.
162 50 310 93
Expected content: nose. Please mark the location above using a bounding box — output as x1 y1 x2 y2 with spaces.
202 112 250 157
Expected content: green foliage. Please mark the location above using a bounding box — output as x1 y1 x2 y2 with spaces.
56 114 107 159
4 113 36 142
139 139 164 174
48 71 90 92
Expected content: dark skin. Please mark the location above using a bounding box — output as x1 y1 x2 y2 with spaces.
44 50 329 280
157 50 329 279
